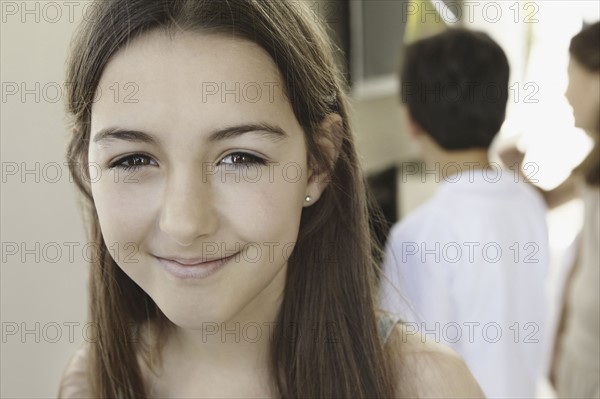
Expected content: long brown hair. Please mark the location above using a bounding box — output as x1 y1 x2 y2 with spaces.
65 0 397 397
570 21 600 186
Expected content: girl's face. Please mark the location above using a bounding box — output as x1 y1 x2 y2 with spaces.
566 56 600 133
88 30 319 328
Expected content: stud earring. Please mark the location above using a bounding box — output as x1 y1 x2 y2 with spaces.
305 195 312 203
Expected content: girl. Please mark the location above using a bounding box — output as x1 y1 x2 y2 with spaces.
552 21 600 399
58 0 484 397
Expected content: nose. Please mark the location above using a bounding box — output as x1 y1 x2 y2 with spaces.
159 169 218 246
564 81 573 105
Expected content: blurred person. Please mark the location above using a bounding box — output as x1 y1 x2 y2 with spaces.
551 21 600 399
380 29 550 398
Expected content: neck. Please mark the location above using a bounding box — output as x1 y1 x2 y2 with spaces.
584 128 600 139
436 149 490 174
418 136 490 180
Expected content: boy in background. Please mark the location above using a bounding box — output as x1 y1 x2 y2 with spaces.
380 29 549 398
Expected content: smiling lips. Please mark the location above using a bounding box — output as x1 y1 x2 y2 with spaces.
155 253 239 280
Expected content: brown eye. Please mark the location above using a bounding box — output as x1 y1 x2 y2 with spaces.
112 154 157 170
220 152 266 166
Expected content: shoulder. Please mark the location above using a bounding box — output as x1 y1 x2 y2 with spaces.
506 176 547 214
387 323 485 398
57 343 91 398
387 198 443 244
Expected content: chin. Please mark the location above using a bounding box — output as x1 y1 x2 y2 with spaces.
573 112 599 134
575 122 599 136
148 288 230 328
162 303 229 329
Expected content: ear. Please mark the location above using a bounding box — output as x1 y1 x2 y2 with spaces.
304 113 343 207
400 105 423 139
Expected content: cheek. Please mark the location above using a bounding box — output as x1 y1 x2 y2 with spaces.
217 165 307 245
568 74 600 129
576 91 600 129
90 176 158 264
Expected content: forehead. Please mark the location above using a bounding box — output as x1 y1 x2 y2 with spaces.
91 30 294 139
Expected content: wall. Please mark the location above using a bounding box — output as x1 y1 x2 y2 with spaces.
1 1 90 396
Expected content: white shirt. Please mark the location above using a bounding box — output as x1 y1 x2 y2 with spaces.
380 168 549 398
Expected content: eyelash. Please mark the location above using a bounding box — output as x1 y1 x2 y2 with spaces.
220 153 266 168
110 153 157 172
109 152 266 171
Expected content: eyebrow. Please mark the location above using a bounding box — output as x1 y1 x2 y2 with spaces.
208 122 287 143
92 122 288 145
93 128 158 145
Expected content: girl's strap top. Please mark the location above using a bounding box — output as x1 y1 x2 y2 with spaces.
377 312 402 345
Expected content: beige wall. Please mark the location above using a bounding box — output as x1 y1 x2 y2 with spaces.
351 93 416 174
1 2 90 395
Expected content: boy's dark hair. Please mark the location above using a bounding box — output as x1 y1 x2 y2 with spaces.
400 28 510 150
